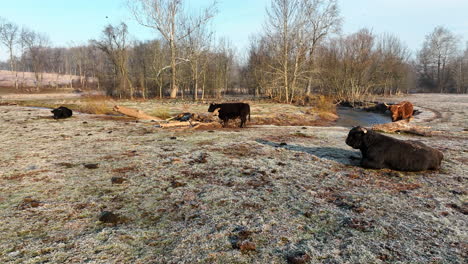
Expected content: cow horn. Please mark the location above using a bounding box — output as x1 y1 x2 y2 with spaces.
360 127 368 134
383 103 389 107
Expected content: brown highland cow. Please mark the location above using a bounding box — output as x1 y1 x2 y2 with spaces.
386 101 414 122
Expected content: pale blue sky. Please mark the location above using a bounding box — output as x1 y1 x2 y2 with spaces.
0 0 467 61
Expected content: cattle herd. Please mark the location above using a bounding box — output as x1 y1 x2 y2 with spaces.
48 100 443 172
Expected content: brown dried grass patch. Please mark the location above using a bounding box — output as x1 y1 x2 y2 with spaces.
214 143 263 158
111 166 137 174
150 108 171 119
4 170 49 180
76 96 114 114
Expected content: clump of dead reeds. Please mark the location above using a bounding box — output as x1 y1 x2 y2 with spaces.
312 95 336 114
151 108 171 119
76 95 114 114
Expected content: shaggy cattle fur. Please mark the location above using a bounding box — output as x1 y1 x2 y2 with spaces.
346 126 443 171
51 106 73 119
386 101 414 122
208 103 251 128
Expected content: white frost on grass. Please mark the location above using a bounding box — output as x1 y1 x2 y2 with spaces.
0 93 466 263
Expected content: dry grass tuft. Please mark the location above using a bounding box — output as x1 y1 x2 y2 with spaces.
312 95 336 114
75 95 114 114
4 170 49 180
151 108 171 119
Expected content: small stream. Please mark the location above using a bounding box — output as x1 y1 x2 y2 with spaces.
335 107 391 127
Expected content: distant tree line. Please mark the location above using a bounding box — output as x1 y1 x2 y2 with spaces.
1 0 467 101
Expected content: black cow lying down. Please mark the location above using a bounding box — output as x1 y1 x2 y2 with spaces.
51 106 73 119
208 103 250 128
346 126 443 171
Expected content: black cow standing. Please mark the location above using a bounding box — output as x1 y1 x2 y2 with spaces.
208 103 250 128
51 106 73 119
346 126 443 171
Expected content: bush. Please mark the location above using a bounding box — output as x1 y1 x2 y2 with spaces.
313 95 336 114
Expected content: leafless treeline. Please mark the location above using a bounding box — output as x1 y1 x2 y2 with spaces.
245 0 467 103
417 26 468 94
1 0 467 100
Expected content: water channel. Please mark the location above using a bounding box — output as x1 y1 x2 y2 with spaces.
335 107 391 127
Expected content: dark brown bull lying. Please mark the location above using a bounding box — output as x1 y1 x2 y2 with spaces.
386 101 414 122
346 126 443 171
208 103 250 128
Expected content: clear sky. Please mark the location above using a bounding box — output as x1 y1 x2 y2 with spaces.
0 0 467 61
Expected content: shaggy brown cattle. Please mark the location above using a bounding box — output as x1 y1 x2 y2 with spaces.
346 126 443 171
386 101 414 122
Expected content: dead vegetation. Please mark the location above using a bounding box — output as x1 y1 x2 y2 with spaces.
8 95 115 115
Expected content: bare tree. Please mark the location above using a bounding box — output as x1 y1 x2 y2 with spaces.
20 28 50 90
184 19 212 100
376 33 411 95
303 0 341 95
264 0 302 103
262 0 341 103
69 44 89 89
128 0 217 98
0 17 20 89
92 23 134 98
419 26 459 93
453 42 468 93
316 29 379 101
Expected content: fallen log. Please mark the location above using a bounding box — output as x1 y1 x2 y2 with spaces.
192 122 223 130
113 105 219 129
156 121 200 128
372 120 432 136
113 105 162 121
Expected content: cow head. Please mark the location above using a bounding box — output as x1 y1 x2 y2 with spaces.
51 108 63 119
345 126 368 149
208 103 220 112
388 104 401 122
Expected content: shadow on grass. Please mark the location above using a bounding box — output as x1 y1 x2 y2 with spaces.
256 139 361 165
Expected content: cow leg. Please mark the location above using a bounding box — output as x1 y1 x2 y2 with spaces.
222 119 228 127
360 157 384 169
240 116 246 128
